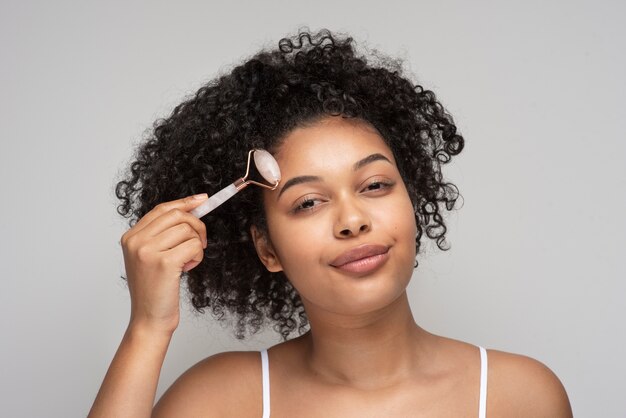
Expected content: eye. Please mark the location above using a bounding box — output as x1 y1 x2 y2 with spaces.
362 179 394 193
291 196 324 214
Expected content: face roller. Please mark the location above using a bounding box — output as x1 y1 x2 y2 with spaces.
190 149 281 219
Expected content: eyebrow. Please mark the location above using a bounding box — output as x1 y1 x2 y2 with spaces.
277 153 392 199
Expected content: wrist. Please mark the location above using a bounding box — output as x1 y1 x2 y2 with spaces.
126 319 176 342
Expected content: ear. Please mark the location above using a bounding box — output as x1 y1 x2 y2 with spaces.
250 225 283 273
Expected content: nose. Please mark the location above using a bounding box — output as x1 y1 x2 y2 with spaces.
333 196 372 238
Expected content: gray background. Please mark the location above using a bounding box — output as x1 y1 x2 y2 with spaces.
1 1 624 417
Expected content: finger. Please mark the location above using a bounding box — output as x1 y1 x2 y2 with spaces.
127 194 208 239
140 208 208 250
136 193 208 231
153 222 206 253
182 259 201 272
162 237 205 274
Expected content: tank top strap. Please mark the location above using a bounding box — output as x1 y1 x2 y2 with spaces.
261 346 486 418
260 349 270 418
478 345 488 418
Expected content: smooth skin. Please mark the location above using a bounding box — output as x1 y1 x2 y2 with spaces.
88 195 209 418
89 116 573 417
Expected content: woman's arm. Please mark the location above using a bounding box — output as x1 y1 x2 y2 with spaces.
87 324 172 418
88 195 210 417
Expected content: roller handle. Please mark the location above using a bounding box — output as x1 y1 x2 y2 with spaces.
189 183 239 218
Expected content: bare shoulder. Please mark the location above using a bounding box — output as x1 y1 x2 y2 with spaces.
487 349 573 417
152 350 262 418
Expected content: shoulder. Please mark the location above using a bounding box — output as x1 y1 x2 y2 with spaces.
486 349 573 417
152 350 263 418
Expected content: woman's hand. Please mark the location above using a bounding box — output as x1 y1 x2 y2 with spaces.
120 194 209 335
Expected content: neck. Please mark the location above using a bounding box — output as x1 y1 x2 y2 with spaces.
297 291 432 390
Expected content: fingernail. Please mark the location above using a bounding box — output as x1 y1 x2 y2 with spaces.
193 193 208 200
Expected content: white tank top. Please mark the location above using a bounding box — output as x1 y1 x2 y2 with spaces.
260 345 488 418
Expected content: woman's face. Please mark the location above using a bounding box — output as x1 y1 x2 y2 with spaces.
253 116 417 316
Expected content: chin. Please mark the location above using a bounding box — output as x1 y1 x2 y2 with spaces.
325 277 409 316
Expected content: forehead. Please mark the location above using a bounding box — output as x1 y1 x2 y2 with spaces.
274 116 396 172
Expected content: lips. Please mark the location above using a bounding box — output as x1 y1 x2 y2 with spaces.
330 244 390 268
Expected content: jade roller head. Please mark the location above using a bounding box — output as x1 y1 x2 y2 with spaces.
190 149 281 219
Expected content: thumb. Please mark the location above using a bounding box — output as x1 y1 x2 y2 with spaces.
188 193 208 203
182 259 202 272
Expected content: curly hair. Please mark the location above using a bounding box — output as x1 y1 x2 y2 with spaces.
114 28 464 342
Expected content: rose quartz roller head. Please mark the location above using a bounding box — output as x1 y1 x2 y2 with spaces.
190 149 281 219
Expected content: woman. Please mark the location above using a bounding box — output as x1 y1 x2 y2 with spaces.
89 28 572 417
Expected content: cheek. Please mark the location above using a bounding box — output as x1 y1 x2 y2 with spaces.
266 212 327 275
374 192 418 264
400 199 418 237
376 191 417 235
